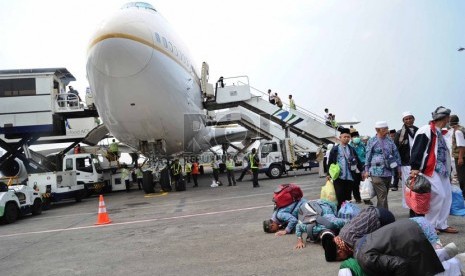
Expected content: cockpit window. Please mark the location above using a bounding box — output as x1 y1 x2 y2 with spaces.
122 2 157 12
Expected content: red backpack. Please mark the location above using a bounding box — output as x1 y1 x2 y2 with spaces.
273 184 303 208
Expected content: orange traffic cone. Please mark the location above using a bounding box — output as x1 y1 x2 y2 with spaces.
95 195 112 225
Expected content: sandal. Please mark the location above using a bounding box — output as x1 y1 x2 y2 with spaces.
437 227 459 234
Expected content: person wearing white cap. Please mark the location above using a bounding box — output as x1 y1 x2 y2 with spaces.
449 115 465 199
363 121 401 209
394 111 419 215
410 106 458 234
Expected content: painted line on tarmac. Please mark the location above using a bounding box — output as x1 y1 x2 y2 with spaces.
0 204 274 238
144 192 168 198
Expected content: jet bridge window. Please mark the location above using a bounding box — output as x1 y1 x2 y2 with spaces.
0 78 36 97
76 157 93 173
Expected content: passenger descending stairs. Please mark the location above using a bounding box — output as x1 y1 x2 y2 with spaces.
204 80 339 146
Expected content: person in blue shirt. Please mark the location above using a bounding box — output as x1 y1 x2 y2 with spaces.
263 198 307 235
349 131 366 204
328 128 365 209
363 121 401 210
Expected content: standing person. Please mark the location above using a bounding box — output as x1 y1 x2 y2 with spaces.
211 157 221 185
109 139 119 161
274 93 283 108
191 158 200 188
74 144 81 154
249 148 260 188
121 165 131 192
410 106 458 233
324 108 331 126
316 144 326 178
288 94 296 110
184 159 192 184
134 165 143 190
225 155 236 186
349 131 366 204
328 128 364 209
364 121 401 210
268 89 275 105
388 129 400 191
236 155 249 182
450 115 465 199
324 144 334 174
171 159 182 186
394 111 419 212
68 86 81 107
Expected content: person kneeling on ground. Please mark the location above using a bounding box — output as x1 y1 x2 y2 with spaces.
263 198 307 236
322 206 395 262
352 218 465 276
294 199 348 249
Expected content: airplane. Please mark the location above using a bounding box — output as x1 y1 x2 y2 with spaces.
86 2 242 164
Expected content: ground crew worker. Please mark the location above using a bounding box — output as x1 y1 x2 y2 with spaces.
135 165 143 190
226 155 236 186
185 160 192 184
250 148 260 188
289 94 296 110
109 139 119 161
74 144 81 154
121 165 131 192
192 158 200 187
171 159 182 185
211 157 221 185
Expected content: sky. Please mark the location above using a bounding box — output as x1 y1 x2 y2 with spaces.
1 0 464 136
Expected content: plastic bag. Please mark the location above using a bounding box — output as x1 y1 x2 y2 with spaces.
329 163 341 180
450 185 465 216
337 201 361 220
359 178 375 200
320 180 337 204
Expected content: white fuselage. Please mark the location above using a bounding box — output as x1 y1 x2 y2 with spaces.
86 5 211 155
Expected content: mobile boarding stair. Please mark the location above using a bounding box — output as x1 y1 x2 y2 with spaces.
201 73 339 147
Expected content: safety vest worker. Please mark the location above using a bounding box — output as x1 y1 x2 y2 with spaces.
192 162 199 174
226 158 235 171
109 139 119 153
249 153 258 169
171 161 182 176
185 162 192 173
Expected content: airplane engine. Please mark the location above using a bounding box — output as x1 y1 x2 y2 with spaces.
0 158 28 184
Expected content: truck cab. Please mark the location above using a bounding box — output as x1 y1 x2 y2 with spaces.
62 153 105 193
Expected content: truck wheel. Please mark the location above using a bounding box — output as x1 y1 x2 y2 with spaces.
31 199 42 216
268 165 283 179
2 202 19 224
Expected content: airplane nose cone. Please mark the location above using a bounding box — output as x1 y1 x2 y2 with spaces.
88 20 153 78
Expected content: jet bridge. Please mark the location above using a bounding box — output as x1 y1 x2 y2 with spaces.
203 75 340 146
0 68 104 175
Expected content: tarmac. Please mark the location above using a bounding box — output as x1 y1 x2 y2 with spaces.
1 168 464 276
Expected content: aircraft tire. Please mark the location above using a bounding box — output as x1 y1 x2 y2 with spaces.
142 170 155 194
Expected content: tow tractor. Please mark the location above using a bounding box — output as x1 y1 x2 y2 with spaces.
0 177 43 224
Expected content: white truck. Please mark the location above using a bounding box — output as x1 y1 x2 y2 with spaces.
0 180 43 224
257 138 318 178
62 153 107 195
28 171 85 205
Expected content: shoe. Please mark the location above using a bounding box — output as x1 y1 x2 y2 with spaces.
355 200 362 204
363 200 373 205
455 252 465 275
390 187 398 191
437 226 459 234
192 185 198 188
444 242 458 258
237 179 242 182
253 185 260 188
228 184 232 186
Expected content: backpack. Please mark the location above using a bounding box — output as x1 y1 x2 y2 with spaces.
298 200 323 224
273 184 303 208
